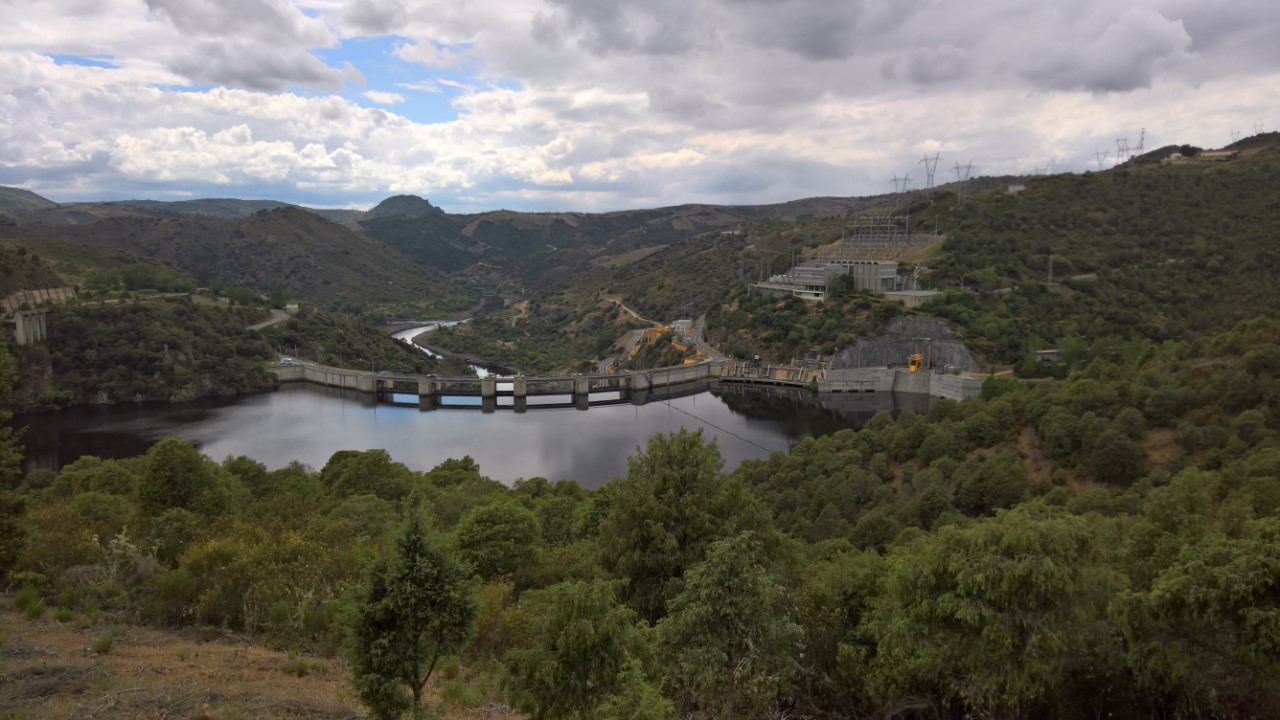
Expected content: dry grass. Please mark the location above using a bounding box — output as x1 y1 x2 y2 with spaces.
1144 428 1181 468
0 608 520 720
590 245 663 269
1016 426 1053 484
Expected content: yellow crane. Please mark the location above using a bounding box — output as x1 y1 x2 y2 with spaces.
906 340 932 373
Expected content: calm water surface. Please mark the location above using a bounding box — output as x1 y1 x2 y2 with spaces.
19 383 928 488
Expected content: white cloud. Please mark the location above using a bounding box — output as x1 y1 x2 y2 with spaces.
1 1 1279 211
396 80 442 93
364 90 405 105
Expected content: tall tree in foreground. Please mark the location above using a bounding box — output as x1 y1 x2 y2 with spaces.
0 334 22 485
347 514 479 720
658 532 801 720
0 335 25 581
599 429 774 622
861 501 1115 717
504 579 644 720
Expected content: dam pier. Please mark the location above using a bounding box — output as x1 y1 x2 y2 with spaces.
269 359 985 412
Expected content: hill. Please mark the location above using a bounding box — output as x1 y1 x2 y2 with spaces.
0 206 475 312
920 132 1280 364
0 245 65 298
100 198 298 219
363 194 444 220
10 300 277 410
358 195 881 290
422 134 1280 371
0 187 57 217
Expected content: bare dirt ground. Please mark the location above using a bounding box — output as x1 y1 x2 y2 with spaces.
0 607 519 720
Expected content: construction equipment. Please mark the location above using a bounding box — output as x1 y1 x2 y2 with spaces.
906 340 932 373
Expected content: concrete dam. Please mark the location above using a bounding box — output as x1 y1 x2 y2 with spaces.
269 357 985 412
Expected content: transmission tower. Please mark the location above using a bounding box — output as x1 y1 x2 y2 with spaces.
1134 128 1146 157
1033 165 1048 176
1095 150 1111 171
1115 137 1130 165
1231 130 1242 143
952 161 973 205
919 153 942 193
1256 122 1268 135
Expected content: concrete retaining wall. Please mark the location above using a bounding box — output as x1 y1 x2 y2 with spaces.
2 287 77 315
931 372 986 401
270 364 378 392
817 367 984 401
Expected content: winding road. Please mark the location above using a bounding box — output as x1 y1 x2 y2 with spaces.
247 309 291 331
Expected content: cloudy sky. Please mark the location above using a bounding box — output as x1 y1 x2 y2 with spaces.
1 0 1276 212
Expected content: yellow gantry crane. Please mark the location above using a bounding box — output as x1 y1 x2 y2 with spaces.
906 339 932 373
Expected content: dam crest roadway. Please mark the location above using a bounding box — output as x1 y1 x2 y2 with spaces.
268 358 985 413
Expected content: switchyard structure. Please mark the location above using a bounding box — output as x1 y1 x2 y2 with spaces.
751 212 931 300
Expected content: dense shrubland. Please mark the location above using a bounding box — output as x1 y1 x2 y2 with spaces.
428 298 645 374
261 306 473 376
3 316 1279 718
11 300 276 410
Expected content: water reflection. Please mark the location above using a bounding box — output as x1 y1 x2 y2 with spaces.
16 383 929 488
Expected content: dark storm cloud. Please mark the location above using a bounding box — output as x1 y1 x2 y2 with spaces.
146 0 329 43
1021 7 1191 92
167 41 356 91
533 0 706 57
144 0 350 89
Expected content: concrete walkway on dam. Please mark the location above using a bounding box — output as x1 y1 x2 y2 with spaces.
267 357 987 411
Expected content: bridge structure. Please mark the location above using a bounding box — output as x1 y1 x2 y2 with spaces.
269 357 982 412
275 361 736 412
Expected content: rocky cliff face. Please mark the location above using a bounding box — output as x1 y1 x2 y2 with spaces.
884 316 960 340
831 315 980 372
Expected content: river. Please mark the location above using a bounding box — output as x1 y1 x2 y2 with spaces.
17 382 928 489
16 323 929 488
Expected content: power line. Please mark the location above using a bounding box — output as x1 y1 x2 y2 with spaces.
659 398 781 454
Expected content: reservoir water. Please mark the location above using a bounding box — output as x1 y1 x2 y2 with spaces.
18 383 929 489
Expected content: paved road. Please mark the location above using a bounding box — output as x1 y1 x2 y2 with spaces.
247 309 291 331
689 315 728 362
609 297 662 326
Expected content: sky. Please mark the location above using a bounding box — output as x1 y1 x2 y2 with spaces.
1 0 1277 213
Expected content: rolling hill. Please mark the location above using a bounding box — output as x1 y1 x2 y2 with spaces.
0 186 58 217
0 205 474 311
357 194 884 290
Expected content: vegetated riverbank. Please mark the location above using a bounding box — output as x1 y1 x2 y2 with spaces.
11 301 277 412
392 321 523 376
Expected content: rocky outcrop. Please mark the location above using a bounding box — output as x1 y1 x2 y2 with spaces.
885 315 960 340
832 315 980 372
831 339 981 372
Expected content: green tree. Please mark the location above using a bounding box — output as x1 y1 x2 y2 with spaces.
862 502 1114 716
600 429 773 621
347 515 479 720
0 335 23 485
138 439 216 516
505 579 641 720
657 532 801 720
1089 427 1147 485
0 336 25 580
599 658 676 720
453 500 541 581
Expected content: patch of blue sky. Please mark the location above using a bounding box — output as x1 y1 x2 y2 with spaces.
316 36 483 125
48 54 117 69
